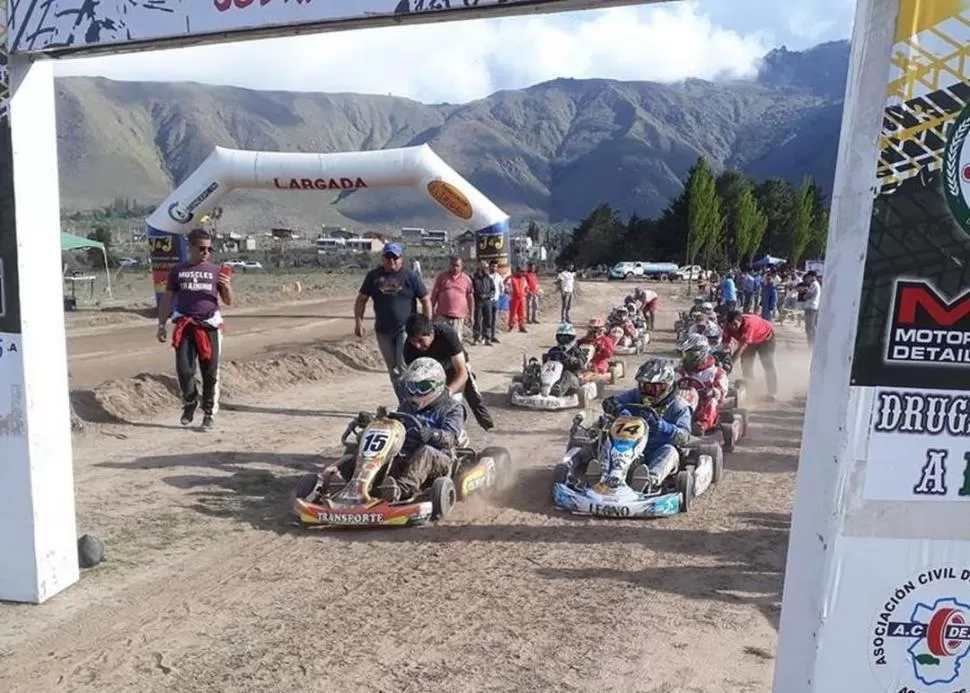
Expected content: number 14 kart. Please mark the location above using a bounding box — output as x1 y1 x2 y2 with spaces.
551 404 724 517
292 406 512 528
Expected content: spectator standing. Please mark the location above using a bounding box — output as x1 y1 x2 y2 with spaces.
471 259 496 346
557 263 576 323
760 271 779 322
156 228 234 430
489 259 505 343
411 258 422 279
354 242 431 400
430 255 474 342
720 273 738 311
524 262 541 324
505 266 529 333
800 270 821 346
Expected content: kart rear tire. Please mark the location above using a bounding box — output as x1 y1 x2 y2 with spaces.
294 473 320 501
720 422 735 453
735 408 750 439
677 469 694 513
431 477 457 521
481 446 513 491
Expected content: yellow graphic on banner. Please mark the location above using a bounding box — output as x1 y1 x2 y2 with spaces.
878 1 970 195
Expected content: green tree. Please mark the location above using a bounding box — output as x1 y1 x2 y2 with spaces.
525 220 541 243
685 156 722 266
715 169 749 262
558 203 626 268
754 178 796 256
789 176 816 266
733 183 769 264
806 181 830 259
86 226 115 269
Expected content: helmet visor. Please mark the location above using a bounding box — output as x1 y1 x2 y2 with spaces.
638 381 667 400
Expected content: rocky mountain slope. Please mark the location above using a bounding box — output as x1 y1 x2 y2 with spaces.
55 40 850 233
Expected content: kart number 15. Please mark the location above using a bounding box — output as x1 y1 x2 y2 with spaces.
361 431 390 455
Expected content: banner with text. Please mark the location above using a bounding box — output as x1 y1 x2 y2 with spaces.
7 0 612 54
850 2 970 391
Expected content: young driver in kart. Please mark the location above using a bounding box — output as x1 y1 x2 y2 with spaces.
676 333 730 435
598 359 693 490
577 317 616 374
541 322 585 397
322 358 466 502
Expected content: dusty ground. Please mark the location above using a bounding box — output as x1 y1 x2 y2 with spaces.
1 280 811 693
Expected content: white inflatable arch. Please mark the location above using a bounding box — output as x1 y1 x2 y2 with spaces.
145 144 510 297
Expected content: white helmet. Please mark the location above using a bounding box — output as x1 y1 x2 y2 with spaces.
402 357 447 409
679 333 711 369
676 332 709 354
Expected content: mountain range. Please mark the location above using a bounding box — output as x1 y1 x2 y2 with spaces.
55 39 850 234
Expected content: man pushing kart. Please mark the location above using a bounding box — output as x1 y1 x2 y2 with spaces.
633 287 659 330
676 333 730 435
597 359 692 490
721 309 778 401
403 313 495 431
321 357 466 502
540 322 587 397
578 317 616 374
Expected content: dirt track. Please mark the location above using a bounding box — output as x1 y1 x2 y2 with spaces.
1 282 809 693
68 297 358 388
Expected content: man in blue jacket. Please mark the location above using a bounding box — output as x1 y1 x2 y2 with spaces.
598 358 692 489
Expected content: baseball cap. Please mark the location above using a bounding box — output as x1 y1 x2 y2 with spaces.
382 242 403 258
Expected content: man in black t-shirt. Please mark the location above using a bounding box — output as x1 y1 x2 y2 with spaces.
404 313 494 431
355 243 431 400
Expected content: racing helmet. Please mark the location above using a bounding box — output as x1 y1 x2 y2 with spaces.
587 317 606 335
692 311 708 325
555 322 577 346
700 302 715 315
680 333 710 369
634 359 677 408
402 357 447 410
703 321 722 344
693 296 706 307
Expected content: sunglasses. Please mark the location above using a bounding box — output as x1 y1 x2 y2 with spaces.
195 245 213 254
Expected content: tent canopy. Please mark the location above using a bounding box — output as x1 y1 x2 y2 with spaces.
60 231 112 297
61 232 104 251
751 255 787 269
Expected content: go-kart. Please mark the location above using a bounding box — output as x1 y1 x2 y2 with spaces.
292 406 511 527
551 403 724 517
608 324 649 355
508 344 624 410
675 375 749 451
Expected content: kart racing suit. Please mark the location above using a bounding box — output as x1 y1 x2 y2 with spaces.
602 390 692 484
542 343 584 396
578 330 615 375
678 354 729 433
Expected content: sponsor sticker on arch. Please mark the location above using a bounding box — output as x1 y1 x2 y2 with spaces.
869 566 970 692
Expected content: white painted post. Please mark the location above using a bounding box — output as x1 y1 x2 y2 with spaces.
0 54 79 603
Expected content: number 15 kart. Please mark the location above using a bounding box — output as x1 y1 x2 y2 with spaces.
551 404 724 517
292 406 512 527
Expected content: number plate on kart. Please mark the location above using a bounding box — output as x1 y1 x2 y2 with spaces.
317 512 384 524
609 417 645 441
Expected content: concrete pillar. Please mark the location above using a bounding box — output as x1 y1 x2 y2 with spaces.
0 51 79 603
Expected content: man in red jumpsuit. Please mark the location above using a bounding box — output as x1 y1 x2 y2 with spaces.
577 317 615 374
505 266 529 333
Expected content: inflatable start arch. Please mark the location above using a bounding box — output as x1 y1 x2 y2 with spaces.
145 144 510 302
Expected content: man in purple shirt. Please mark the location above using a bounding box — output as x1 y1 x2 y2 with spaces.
156 228 234 429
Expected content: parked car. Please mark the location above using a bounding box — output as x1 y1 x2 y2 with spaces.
608 261 680 281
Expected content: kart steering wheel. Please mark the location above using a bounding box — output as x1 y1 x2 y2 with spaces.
388 410 425 430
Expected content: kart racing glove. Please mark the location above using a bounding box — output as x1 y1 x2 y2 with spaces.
413 425 457 450
602 397 620 415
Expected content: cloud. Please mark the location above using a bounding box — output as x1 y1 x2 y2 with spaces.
54 2 769 104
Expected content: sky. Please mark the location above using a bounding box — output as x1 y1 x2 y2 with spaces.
53 0 856 105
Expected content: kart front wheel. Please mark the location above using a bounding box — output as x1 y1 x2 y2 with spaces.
431 477 457 520
480 446 513 492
